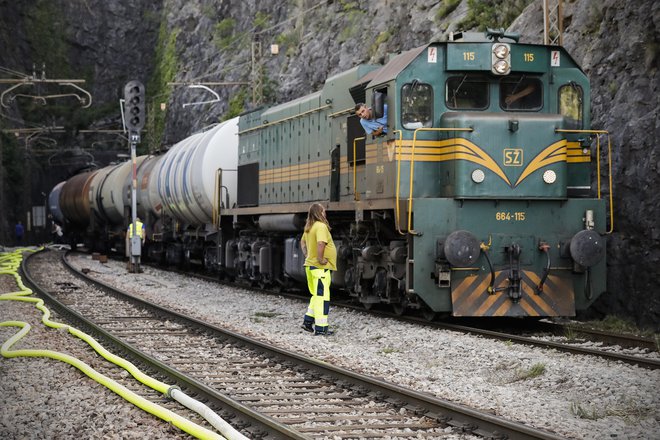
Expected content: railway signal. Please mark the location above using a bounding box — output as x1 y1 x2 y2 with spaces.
123 80 145 273
123 80 146 135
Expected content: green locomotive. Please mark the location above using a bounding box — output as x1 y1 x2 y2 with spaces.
221 30 610 318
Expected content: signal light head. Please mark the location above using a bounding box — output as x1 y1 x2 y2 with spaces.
124 80 146 132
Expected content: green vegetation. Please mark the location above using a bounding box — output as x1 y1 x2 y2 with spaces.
514 362 546 381
253 11 271 30
459 0 533 32
275 31 301 56
213 18 237 50
381 347 400 354
221 88 248 121
607 81 618 98
262 74 278 104
563 325 576 341
254 311 279 318
369 30 392 58
337 1 365 43
435 0 461 21
584 315 656 338
201 4 218 20
339 0 360 11
571 401 599 420
571 398 651 422
585 1 604 35
147 21 179 152
645 41 660 70
143 9 161 26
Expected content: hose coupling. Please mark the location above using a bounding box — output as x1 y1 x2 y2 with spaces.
166 385 181 398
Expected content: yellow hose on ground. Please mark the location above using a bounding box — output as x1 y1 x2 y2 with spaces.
0 249 226 440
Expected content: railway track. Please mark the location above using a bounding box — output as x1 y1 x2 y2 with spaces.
166 261 659 371
22 249 570 439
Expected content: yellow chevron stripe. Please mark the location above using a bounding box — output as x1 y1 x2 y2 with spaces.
389 138 512 186
514 139 567 187
566 141 591 163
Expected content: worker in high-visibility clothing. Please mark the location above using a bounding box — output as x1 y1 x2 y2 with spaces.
125 217 145 257
300 203 336 336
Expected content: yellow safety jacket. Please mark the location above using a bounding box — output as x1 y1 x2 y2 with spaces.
128 220 145 240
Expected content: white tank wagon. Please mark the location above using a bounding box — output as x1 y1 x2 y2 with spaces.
89 160 136 226
155 117 238 226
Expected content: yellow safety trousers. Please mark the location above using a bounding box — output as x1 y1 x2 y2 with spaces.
304 266 331 331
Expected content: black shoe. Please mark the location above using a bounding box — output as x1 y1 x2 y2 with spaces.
301 324 314 333
314 329 334 336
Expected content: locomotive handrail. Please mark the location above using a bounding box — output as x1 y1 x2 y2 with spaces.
405 127 474 235
328 106 353 118
392 130 406 235
556 129 614 233
237 104 332 135
352 136 365 201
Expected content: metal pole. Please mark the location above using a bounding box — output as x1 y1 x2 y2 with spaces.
129 136 141 272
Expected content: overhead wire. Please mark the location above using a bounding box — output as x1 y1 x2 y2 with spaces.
0 65 30 78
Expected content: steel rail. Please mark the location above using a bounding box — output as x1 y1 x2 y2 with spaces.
21 250 304 440
54 251 568 440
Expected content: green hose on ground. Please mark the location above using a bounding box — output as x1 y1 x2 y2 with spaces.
0 249 230 440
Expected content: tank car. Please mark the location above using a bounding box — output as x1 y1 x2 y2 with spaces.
143 117 239 267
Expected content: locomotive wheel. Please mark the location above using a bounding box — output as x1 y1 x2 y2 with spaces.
392 303 406 316
422 306 437 321
363 302 374 311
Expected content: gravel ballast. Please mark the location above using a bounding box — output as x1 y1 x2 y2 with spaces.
2 251 659 439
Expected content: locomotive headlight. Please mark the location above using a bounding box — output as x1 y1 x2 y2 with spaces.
493 44 509 59
493 60 510 75
542 170 557 184
471 169 485 183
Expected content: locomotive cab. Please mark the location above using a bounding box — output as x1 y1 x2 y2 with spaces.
354 30 607 317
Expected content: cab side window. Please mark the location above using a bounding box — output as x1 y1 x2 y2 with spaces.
401 82 433 129
500 77 543 111
558 83 583 129
445 75 489 110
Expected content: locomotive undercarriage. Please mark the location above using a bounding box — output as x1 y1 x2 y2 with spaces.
212 210 425 313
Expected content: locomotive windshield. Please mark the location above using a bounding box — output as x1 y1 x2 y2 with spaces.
401 81 433 129
445 75 488 110
500 76 543 111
